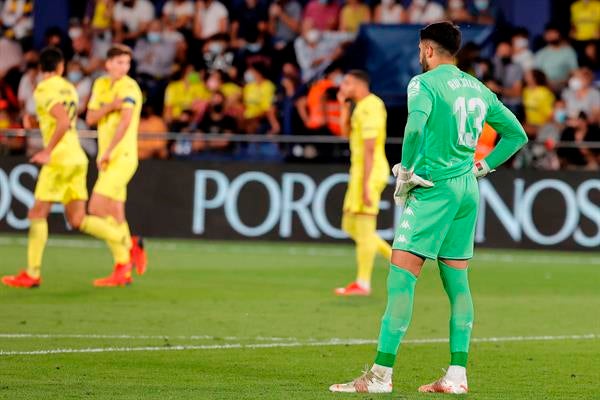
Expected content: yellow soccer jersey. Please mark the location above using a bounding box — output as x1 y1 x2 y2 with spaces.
33 75 87 166
88 75 143 161
243 80 276 119
571 0 600 41
349 93 390 184
164 79 211 119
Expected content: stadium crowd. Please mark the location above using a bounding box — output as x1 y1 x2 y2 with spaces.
0 0 599 169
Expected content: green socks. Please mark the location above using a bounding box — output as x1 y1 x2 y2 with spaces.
438 260 474 368
375 264 417 367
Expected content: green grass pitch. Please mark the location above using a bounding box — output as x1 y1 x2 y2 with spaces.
0 234 599 399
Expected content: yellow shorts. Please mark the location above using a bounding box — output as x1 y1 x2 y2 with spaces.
92 157 138 202
34 163 89 204
343 176 388 215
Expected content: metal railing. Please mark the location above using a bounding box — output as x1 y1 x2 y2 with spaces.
0 128 598 149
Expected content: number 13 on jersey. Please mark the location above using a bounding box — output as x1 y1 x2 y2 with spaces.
454 96 487 149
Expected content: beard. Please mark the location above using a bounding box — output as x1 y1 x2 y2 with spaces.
420 54 430 73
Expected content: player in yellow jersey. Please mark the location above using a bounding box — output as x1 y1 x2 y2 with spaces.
1 47 131 288
85 44 147 287
334 70 392 296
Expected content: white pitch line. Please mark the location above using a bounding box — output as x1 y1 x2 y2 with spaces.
0 334 597 357
0 333 297 341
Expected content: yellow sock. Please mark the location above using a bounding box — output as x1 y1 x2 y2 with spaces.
80 215 123 243
354 215 379 288
103 216 130 264
375 236 392 260
27 219 48 279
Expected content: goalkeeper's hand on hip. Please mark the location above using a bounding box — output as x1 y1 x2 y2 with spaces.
473 159 494 179
392 164 434 207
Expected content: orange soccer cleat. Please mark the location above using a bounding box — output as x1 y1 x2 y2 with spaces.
130 236 147 275
93 263 133 287
1 270 41 288
334 282 371 296
418 377 469 394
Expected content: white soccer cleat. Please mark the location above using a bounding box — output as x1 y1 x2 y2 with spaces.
418 376 468 394
329 369 392 393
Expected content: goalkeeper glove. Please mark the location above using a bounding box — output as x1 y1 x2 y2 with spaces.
392 163 434 207
473 159 494 179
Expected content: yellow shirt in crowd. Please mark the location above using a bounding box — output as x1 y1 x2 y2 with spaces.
164 80 211 119
571 0 600 41
523 86 555 126
243 80 276 119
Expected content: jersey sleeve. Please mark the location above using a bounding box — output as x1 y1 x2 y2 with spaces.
483 92 528 169
359 100 385 140
35 83 63 114
407 76 433 117
117 80 141 110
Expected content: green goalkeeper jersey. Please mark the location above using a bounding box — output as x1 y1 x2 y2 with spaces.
401 64 527 181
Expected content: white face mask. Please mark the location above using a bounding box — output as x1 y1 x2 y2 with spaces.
569 77 584 91
514 37 529 50
381 0 394 6
305 29 320 44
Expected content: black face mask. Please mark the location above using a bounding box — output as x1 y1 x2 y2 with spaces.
547 38 560 46
500 56 512 66
212 103 224 114
123 0 135 8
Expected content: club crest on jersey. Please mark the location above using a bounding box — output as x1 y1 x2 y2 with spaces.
407 79 420 98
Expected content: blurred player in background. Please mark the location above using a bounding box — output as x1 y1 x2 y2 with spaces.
86 44 146 287
334 70 392 296
330 22 528 394
1 47 131 288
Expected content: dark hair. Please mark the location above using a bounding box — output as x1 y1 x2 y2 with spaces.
107 44 133 60
346 69 370 86
420 21 462 56
250 62 269 79
530 69 549 86
39 47 64 72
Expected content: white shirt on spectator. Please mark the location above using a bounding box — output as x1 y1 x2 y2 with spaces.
0 37 22 76
562 87 600 119
1 0 33 39
134 34 178 79
196 0 229 39
18 71 37 115
513 49 535 72
113 0 154 33
163 0 194 27
408 1 445 24
294 31 354 83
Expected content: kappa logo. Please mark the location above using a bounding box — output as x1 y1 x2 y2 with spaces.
407 79 421 98
404 207 414 216
397 234 408 243
400 220 411 229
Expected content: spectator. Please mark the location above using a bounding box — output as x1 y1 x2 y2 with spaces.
296 64 343 136
163 64 211 126
373 0 405 24
113 0 154 44
278 63 303 136
230 0 268 49
193 0 229 40
562 67 600 124
162 0 195 32
0 0 33 40
339 0 370 33
511 28 534 72
487 41 523 116
268 0 302 50
138 105 169 160
534 25 578 92
170 110 203 157
242 63 280 134
85 0 114 34
447 0 472 24
579 41 600 74
303 0 340 31
570 0 600 50
69 26 103 76
294 21 350 82
468 0 497 25
203 34 237 73
0 36 22 79
407 0 445 25
198 91 237 151
522 69 555 137
17 59 37 120
66 60 93 117
531 100 564 170
206 69 242 103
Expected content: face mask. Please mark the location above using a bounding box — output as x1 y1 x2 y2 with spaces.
514 37 529 49
569 77 584 91
246 42 262 52
305 29 320 44
333 75 343 86
147 32 161 43
500 56 512 66
68 27 83 40
68 71 83 83
206 77 220 91
212 103 224 113
547 38 560 46
474 0 488 10
244 71 255 83
381 0 394 6
123 0 135 8
208 42 224 54
187 72 201 84
554 109 567 124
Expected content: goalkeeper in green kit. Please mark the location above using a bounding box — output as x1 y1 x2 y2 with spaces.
329 22 528 395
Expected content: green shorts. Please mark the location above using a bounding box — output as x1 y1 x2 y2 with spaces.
392 173 479 260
